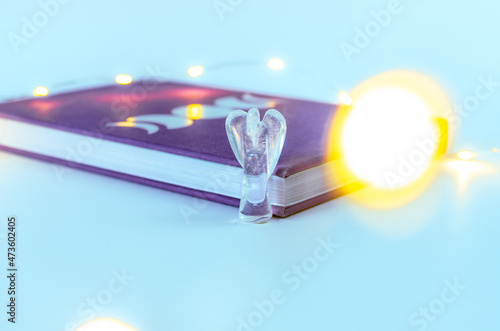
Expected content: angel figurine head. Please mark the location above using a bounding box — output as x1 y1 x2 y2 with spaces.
226 108 287 223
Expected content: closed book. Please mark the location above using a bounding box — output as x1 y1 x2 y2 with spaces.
0 81 358 216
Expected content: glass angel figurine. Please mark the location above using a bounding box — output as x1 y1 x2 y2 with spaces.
225 108 287 223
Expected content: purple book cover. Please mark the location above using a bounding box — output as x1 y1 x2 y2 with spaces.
0 81 354 216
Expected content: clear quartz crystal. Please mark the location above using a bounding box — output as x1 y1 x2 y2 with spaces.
226 108 287 223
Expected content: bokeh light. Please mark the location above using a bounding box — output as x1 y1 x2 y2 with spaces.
445 160 492 193
338 91 352 105
457 150 475 161
327 70 451 209
115 74 133 85
33 86 49 97
187 66 204 77
186 104 204 119
76 317 138 331
267 58 285 70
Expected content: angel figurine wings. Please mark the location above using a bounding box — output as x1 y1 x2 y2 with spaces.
226 108 287 223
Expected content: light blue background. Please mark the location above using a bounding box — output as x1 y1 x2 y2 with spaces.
1 0 500 330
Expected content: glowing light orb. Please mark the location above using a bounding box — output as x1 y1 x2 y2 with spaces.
341 87 438 189
457 150 475 161
492 147 498 153
267 58 285 70
115 74 133 85
327 70 451 209
76 318 138 331
33 86 49 97
187 66 204 77
338 91 352 106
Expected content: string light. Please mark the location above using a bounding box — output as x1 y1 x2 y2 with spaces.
33 86 49 97
115 74 133 85
27 60 493 179
267 58 285 70
457 150 475 161
22 65 496 199
338 91 352 105
187 66 204 77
